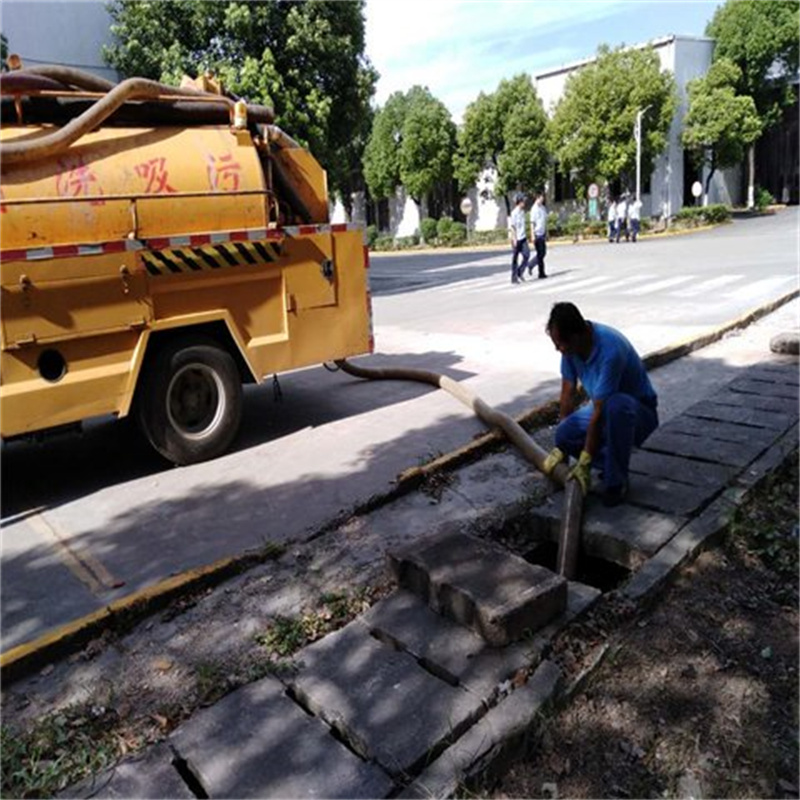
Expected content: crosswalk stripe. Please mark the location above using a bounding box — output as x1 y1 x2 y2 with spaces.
670 274 743 297
581 273 657 294
724 275 797 300
425 256 505 273
622 275 695 295
536 275 609 295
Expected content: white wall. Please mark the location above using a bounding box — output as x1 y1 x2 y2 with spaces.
1 0 118 81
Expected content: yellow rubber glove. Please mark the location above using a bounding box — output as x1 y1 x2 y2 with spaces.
542 446 565 476
567 450 592 495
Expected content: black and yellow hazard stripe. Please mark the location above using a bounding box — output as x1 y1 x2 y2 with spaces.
142 240 282 276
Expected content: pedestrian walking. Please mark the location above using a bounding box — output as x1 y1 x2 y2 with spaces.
508 194 529 284
616 194 629 243
541 302 659 507
607 198 617 243
629 197 642 242
530 193 548 279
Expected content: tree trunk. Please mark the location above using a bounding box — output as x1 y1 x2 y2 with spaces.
747 144 755 209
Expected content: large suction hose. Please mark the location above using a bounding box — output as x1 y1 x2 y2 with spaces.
335 359 584 578
0 71 275 165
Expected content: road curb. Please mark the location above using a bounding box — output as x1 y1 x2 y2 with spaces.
369 216 742 258
0 546 284 683
2 291 797 683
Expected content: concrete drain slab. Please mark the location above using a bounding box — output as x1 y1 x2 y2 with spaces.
59 743 193 799
534 497 686 569
388 530 567 646
289 619 482 779
642 428 767 467
686 397 797 428
664 415 778 446
170 675 393 798
727 376 798 400
362 585 600 699
629 450 736 489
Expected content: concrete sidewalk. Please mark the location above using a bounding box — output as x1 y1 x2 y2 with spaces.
53 301 798 799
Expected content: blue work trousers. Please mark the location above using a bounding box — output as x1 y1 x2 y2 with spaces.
554 393 658 489
511 238 530 280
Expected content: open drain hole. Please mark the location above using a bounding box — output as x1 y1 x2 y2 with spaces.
523 541 630 592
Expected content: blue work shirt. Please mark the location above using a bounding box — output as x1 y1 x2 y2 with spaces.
561 322 657 406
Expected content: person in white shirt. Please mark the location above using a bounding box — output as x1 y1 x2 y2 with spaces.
607 199 617 243
530 193 548 279
616 195 629 242
629 198 642 242
508 194 530 284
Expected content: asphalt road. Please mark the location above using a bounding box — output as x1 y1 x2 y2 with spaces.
2 209 798 652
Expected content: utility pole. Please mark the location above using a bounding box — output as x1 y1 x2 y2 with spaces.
635 105 652 204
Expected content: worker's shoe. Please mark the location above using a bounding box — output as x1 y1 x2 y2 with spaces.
602 481 628 508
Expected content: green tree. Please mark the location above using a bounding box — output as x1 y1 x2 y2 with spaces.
705 0 799 206
549 44 677 197
682 59 761 205
363 91 407 200
454 74 549 212
103 0 377 201
400 87 456 204
363 86 456 207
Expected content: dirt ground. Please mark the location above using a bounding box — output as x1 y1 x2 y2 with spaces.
490 451 799 800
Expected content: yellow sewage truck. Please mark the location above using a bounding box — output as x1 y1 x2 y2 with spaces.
0 65 373 464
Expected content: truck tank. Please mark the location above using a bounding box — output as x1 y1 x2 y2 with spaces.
0 65 372 464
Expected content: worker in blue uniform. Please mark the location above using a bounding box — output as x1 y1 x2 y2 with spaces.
541 302 659 506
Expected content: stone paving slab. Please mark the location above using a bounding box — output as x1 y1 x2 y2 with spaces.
456 582 600 700
664 415 778 446
626 473 718 517
535 496 686 568
289 618 482 779
363 583 599 700
742 363 799 385
685 398 797 428
59 743 193 799
170 675 393 798
399 660 563 799
642 428 765 467
629 450 736 489
389 531 567 646
710 390 799 415
728 376 798 400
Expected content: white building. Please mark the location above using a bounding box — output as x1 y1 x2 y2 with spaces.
533 34 741 222
1 0 118 82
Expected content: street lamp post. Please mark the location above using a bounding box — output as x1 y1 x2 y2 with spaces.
635 105 652 204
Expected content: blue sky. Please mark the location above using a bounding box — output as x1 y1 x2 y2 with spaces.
364 0 722 121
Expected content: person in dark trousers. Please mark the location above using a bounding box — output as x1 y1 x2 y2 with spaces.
607 198 617 243
541 302 659 506
508 194 529 284
615 194 629 243
530 193 548 279
629 198 642 242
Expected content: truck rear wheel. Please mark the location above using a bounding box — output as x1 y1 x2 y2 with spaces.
138 338 242 465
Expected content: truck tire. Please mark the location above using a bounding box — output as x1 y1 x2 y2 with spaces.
137 338 242 465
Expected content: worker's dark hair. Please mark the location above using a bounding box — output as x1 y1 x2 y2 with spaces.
546 302 587 339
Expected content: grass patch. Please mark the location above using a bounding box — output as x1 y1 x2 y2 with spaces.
254 587 378 657
1 705 121 798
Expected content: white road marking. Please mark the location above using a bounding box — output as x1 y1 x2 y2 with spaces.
622 275 696 295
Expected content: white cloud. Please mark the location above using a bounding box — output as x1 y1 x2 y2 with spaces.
364 0 626 121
